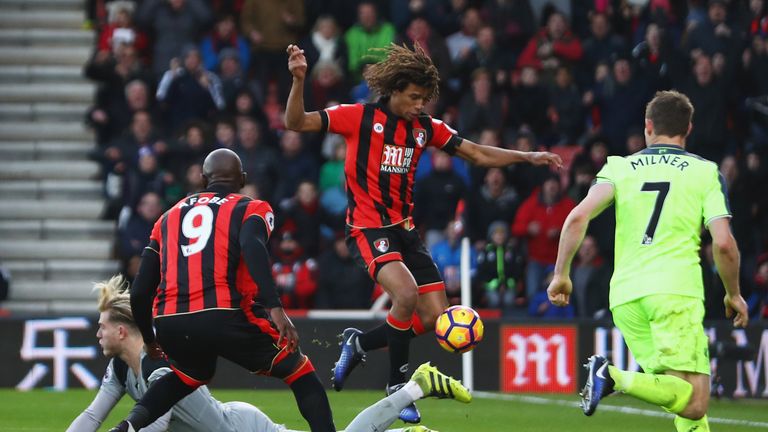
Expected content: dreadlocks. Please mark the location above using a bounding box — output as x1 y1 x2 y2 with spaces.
94 274 136 329
363 43 440 101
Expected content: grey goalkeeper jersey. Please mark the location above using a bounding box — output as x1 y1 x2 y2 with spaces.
68 352 285 432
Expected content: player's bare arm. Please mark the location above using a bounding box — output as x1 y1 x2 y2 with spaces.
284 44 323 132
548 182 615 306
454 138 563 169
708 217 749 328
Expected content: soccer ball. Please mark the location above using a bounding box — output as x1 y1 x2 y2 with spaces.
435 306 484 353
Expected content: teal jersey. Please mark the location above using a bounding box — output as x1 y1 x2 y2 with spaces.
594 144 730 308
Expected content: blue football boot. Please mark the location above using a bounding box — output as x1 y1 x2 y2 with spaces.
332 328 366 391
580 355 615 416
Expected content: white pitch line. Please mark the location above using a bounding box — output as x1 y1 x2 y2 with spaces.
473 391 768 429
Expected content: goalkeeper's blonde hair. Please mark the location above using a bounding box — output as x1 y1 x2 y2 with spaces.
94 275 136 329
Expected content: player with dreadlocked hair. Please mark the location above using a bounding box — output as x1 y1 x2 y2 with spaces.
286 42 563 423
364 43 440 103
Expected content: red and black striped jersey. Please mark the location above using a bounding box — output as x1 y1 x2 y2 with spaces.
147 190 275 317
319 101 462 229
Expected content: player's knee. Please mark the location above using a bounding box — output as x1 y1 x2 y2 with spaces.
390 288 418 311
681 399 708 420
418 309 441 331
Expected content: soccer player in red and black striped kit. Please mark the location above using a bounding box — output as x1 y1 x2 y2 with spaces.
285 43 563 422
109 149 336 432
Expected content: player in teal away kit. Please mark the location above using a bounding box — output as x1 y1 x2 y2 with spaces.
547 91 749 432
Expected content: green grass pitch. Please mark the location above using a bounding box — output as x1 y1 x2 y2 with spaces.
1 389 767 431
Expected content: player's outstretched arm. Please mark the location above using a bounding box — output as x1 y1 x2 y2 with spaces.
548 183 614 306
454 139 563 169
284 44 323 132
708 217 749 328
66 388 122 432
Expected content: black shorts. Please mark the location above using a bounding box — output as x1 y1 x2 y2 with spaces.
154 306 313 386
346 224 445 294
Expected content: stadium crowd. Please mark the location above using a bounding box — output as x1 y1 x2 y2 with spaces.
83 0 768 320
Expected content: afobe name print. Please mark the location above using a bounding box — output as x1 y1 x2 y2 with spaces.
380 144 414 174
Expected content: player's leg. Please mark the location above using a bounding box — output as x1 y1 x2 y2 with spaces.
343 362 471 432
335 227 413 391
221 307 336 432
589 295 709 421
223 401 288 432
376 261 420 385
667 372 710 432
110 314 217 432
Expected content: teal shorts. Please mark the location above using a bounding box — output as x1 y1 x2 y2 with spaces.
612 294 710 375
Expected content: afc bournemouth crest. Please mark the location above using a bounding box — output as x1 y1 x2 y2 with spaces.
413 128 426 147
374 238 390 253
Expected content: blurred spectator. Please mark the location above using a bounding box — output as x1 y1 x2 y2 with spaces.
719 155 762 287
547 65 584 143
0 262 8 310
508 66 551 138
446 7 482 62
476 221 525 313
235 117 280 201
743 37 768 147
750 253 768 319
567 161 595 203
570 235 611 319
484 0 536 54
398 16 452 91
306 60 348 111
98 2 149 57
166 122 215 181
135 0 213 77
97 111 166 179
200 13 250 72
279 181 328 257
229 89 270 135
414 150 468 248
241 0 305 100
156 46 226 134
454 25 511 90
632 22 672 91
458 68 504 136
318 140 347 216
117 191 164 278
217 49 248 109
680 54 730 162
214 117 237 149
572 134 608 174
274 130 319 203
683 0 740 58
316 233 373 309
301 15 348 77
240 0 305 99
701 238 728 319
588 56 649 154
123 149 166 209
581 12 626 83
344 2 396 79
183 163 205 195
85 44 154 145
512 174 575 299
505 132 550 198
517 11 583 82
625 128 645 154
465 167 519 244
430 221 475 305
271 230 317 309
87 77 155 147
